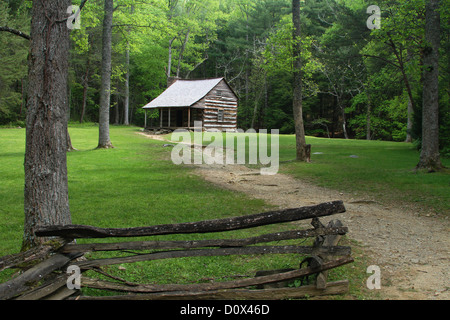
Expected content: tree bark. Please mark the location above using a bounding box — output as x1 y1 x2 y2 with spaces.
292 0 310 161
80 73 89 124
123 41 130 125
23 0 72 249
123 6 133 126
98 0 114 149
404 48 415 143
167 37 175 81
405 97 413 142
114 88 120 125
417 0 442 171
341 105 349 139
80 36 92 124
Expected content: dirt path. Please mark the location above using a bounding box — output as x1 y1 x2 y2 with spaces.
141 133 450 300
195 163 449 300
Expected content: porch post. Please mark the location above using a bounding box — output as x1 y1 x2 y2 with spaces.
188 107 191 129
168 108 171 128
160 108 163 128
144 109 147 128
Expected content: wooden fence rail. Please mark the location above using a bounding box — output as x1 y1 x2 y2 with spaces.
0 201 353 300
35 201 346 238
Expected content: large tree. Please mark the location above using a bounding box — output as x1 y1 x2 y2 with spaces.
417 0 443 171
23 0 72 249
292 0 310 161
98 0 114 149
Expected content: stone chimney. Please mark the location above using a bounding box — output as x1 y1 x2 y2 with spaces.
167 76 180 88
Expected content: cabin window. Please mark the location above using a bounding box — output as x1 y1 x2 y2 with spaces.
217 109 224 122
216 90 223 97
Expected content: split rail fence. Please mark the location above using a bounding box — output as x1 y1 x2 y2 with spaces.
0 201 353 300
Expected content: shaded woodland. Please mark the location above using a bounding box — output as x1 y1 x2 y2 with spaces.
1 0 449 152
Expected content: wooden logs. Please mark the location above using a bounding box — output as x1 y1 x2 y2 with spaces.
36 201 346 239
0 253 77 300
75 245 351 269
1 201 352 300
73 281 350 300
59 227 348 254
78 256 353 296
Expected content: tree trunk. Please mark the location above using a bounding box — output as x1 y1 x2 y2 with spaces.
405 97 413 142
292 0 310 162
388 36 417 143
251 99 259 130
402 69 415 142
123 42 130 125
98 0 114 149
114 88 120 125
80 37 91 124
417 0 442 171
67 128 76 152
365 88 372 140
123 7 133 126
80 70 90 125
245 11 249 113
404 47 415 143
167 37 175 81
341 107 349 139
23 0 72 249
176 28 191 78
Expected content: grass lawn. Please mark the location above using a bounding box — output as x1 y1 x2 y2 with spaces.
2 124 447 299
170 131 449 214
2 125 368 298
279 136 450 215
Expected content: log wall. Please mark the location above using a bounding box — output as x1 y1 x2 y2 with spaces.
193 79 238 131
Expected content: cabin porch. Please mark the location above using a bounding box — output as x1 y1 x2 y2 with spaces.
144 107 204 131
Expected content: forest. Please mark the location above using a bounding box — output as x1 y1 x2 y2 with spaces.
0 0 449 155
0 0 449 301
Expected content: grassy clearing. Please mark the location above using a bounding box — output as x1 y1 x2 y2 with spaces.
170 131 449 214
1 125 341 298
2 125 446 299
0 128 26 256
280 136 450 215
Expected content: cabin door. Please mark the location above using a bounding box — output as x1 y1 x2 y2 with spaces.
176 110 183 127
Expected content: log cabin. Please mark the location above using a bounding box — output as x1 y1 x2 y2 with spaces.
143 77 238 132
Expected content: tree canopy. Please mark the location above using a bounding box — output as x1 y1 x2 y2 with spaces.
0 0 449 157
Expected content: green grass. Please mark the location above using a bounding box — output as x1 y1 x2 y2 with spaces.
0 125 317 297
0 128 26 256
1 125 447 299
280 136 450 215
169 131 449 214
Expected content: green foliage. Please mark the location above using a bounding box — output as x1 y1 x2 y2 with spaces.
0 1 29 125
281 135 450 214
3 127 446 297
1 0 449 150
0 126 304 288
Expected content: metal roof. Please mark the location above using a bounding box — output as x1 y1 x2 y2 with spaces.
143 78 224 109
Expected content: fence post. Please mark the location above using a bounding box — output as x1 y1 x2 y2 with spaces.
312 219 344 289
